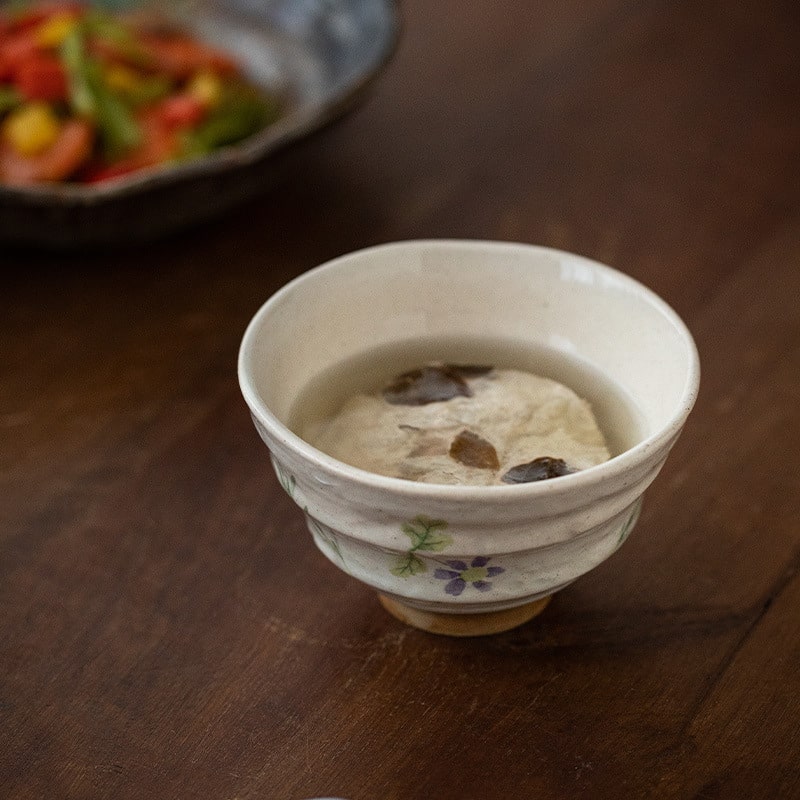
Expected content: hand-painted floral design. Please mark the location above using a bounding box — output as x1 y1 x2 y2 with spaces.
434 557 505 596
272 458 296 499
391 516 452 577
615 498 643 548
306 512 346 567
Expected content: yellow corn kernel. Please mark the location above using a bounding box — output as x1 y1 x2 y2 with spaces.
35 13 78 48
2 103 62 157
187 71 223 109
104 64 143 94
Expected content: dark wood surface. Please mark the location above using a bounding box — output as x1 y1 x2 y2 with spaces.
3 1 800 797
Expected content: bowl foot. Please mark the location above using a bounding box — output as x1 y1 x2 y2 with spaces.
378 594 552 637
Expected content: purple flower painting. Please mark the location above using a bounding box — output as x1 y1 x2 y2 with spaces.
434 557 505 596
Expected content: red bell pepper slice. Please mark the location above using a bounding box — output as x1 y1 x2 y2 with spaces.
14 54 68 101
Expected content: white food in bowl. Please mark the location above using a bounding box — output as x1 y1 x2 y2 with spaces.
303 367 611 485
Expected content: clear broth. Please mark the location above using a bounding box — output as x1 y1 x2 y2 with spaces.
289 336 648 460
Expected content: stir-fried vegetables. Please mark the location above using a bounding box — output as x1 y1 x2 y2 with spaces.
0 2 282 184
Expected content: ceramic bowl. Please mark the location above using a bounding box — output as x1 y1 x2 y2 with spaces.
0 0 399 246
238 241 700 636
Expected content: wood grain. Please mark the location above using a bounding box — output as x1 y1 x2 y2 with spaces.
2 0 799 798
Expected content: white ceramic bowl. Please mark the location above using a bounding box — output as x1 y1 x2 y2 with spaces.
238 241 700 636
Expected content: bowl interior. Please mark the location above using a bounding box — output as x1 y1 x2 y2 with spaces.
241 241 698 458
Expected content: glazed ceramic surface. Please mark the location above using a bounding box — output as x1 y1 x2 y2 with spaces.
238 241 700 618
0 0 399 246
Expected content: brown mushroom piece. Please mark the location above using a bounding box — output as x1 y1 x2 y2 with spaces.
501 456 576 484
449 430 500 470
383 365 473 405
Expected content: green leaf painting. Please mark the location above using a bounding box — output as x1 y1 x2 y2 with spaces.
390 552 426 578
401 516 452 552
274 463 296 499
391 516 452 578
306 513 346 567
615 499 642 547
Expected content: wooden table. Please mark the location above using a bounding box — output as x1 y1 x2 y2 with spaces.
3 1 799 797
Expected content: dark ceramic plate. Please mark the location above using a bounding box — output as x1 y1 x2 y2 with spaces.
0 0 399 246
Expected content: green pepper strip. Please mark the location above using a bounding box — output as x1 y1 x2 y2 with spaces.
60 24 142 158
181 85 281 158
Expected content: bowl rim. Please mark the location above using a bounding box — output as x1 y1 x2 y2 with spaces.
238 239 701 501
